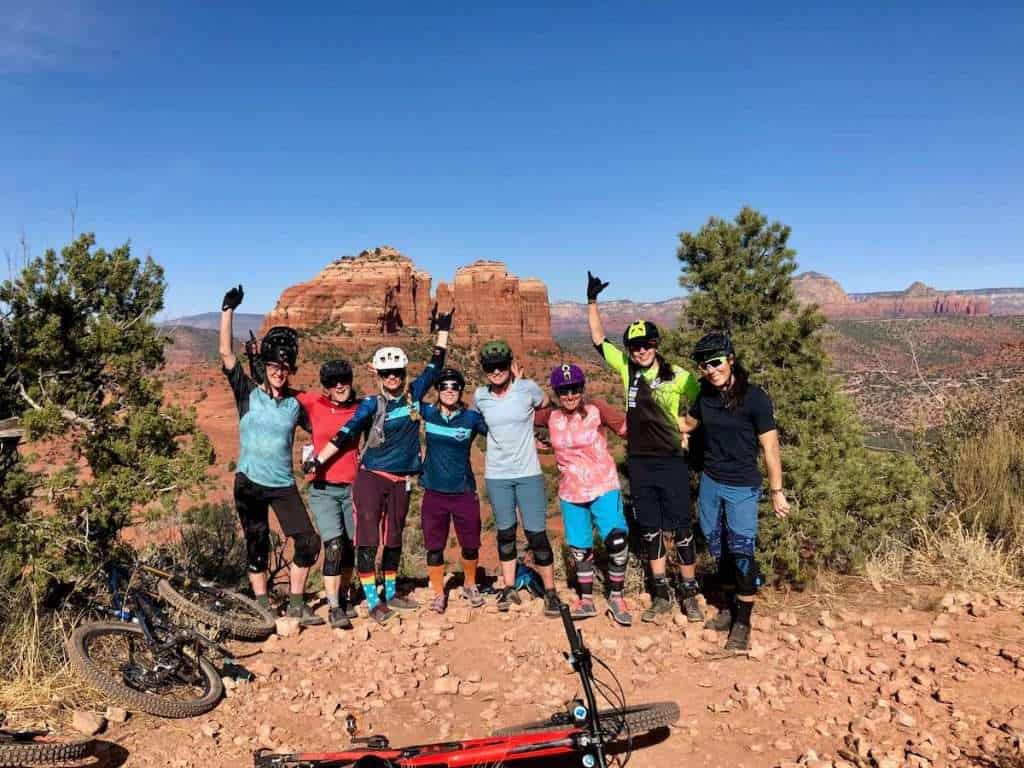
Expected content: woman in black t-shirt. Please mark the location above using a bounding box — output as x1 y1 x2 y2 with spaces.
682 332 790 652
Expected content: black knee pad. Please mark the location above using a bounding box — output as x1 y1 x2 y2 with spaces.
292 531 322 568
604 529 629 567
460 547 479 561
734 555 761 597
357 546 377 574
322 536 347 577
339 535 355 570
674 527 696 566
381 546 402 573
497 526 518 562
243 519 271 573
426 549 445 567
525 529 553 567
639 527 665 561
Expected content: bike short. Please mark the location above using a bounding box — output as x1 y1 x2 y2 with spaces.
559 490 627 549
421 489 482 552
627 455 691 531
485 474 547 533
308 481 354 542
352 468 411 549
233 472 316 566
697 472 759 560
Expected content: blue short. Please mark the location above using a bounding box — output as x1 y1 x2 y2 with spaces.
697 472 760 560
485 475 548 533
559 490 628 550
308 482 354 542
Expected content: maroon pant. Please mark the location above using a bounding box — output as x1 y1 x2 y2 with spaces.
421 489 482 552
352 469 411 549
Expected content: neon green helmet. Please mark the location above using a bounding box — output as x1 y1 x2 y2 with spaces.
623 320 660 348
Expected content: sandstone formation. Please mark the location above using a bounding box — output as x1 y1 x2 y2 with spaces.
793 272 990 319
262 247 556 354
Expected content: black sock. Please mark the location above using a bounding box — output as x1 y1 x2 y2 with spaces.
735 599 753 626
653 576 670 601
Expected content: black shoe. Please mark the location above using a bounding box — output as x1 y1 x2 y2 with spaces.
389 595 419 611
679 582 704 623
497 587 522 612
329 606 352 629
286 603 326 627
369 603 396 626
725 621 751 652
641 596 672 623
705 609 733 632
543 590 563 618
339 597 358 619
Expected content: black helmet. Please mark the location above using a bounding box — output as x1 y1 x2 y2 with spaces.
320 359 353 388
479 339 513 367
622 320 660 348
435 367 465 391
260 326 299 370
692 331 734 363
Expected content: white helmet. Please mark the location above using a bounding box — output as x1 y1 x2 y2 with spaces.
372 347 409 371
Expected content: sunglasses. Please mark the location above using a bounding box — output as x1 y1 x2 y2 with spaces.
325 379 351 389
437 382 463 392
265 362 292 375
556 385 584 396
378 368 406 379
627 341 657 353
482 362 509 374
699 356 729 370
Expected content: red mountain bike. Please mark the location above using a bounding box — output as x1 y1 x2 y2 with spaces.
254 604 678 767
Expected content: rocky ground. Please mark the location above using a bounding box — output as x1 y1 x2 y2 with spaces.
64 583 1024 768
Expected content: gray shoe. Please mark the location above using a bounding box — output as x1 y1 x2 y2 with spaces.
461 585 485 608
543 590 563 618
497 587 522 612
389 595 419 611
569 598 597 620
286 603 325 627
725 621 751 651
606 596 633 627
430 593 447 614
641 596 672 623
681 594 704 623
369 603 396 625
705 608 733 632
329 606 352 629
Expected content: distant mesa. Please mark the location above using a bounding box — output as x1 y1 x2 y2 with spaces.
262 246 557 354
792 272 990 318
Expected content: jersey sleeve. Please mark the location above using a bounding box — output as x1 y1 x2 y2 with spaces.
294 392 312 433
597 340 628 376
522 378 545 408
333 396 377 443
472 410 489 436
749 387 777 435
411 347 446 402
673 368 701 415
533 406 553 426
591 398 626 435
223 360 256 416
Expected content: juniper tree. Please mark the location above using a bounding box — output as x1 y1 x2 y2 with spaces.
661 207 929 584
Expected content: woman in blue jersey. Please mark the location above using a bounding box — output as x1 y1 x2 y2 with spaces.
306 309 453 625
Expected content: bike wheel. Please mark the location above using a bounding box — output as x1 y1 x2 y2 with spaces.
68 622 223 718
157 578 275 640
0 733 93 767
493 701 679 737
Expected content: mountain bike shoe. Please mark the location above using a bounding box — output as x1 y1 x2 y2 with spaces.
370 603 396 625
543 590 563 618
705 608 733 632
725 621 752 651
339 597 358 619
461 585 485 608
641 596 672 623
681 594 705 623
329 606 353 630
496 586 522 612
430 593 447 614
389 595 419 611
606 595 633 626
287 603 326 627
569 598 597 620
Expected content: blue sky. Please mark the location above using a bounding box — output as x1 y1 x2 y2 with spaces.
1 1 1021 318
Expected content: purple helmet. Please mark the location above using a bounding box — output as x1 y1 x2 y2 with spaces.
550 363 586 391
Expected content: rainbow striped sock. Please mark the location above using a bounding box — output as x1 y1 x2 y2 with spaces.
360 573 378 610
384 571 397 602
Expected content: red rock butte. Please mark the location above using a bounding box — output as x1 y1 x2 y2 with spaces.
262 246 557 354
793 272 990 319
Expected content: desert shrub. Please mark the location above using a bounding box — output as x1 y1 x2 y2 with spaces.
175 502 249 587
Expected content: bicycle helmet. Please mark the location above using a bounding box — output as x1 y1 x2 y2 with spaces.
435 367 465 391
372 347 409 371
260 326 299 370
320 359 353 388
692 331 734 363
549 363 585 391
623 320 660 348
479 339 513 367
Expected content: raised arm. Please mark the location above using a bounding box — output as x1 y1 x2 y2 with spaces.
586 271 609 346
220 284 244 370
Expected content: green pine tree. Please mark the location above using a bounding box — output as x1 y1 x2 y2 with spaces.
661 207 930 584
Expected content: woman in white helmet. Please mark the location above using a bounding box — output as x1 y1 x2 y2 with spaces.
306 307 454 625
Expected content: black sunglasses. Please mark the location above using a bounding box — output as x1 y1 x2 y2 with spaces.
627 341 657 353
437 381 463 392
556 385 584 396
482 362 509 374
378 368 406 379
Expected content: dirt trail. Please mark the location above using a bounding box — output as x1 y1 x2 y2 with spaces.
89 583 1024 768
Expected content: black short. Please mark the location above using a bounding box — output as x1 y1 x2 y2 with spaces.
627 455 691 531
233 472 315 541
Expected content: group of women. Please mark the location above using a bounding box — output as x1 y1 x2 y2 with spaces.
217 270 789 652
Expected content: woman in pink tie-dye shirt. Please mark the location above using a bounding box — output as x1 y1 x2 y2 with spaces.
535 364 633 626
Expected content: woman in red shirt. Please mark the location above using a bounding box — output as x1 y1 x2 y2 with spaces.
297 360 362 629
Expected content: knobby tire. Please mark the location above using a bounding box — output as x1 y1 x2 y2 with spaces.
0 735 93 767
493 701 679 737
156 578 275 640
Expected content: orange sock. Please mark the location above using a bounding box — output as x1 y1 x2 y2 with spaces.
461 558 478 588
428 564 445 595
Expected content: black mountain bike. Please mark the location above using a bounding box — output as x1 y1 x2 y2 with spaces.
0 712 94 768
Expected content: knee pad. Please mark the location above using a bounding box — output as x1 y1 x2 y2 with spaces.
426 549 445 567
460 547 479 561
292 531 322 568
569 546 594 567
357 546 377 574
603 529 629 568
339 535 355 570
497 526 518 562
381 546 402 573
243 519 271 573
674 528 696 566
734 555 761 597
322 536 347 577
639 527 665 561
525 530 554 567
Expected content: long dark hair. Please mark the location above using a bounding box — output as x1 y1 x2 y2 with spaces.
700 359 749 411
628 352 676 383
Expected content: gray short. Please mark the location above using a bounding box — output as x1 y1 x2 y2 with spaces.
307 482 354 542
485 474 548 533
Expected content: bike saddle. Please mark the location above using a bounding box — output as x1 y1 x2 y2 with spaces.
353 757 395 768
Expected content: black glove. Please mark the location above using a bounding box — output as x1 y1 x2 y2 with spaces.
222 285 244 311
430 304 455 332
302 457 322 475
586 271 609 303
